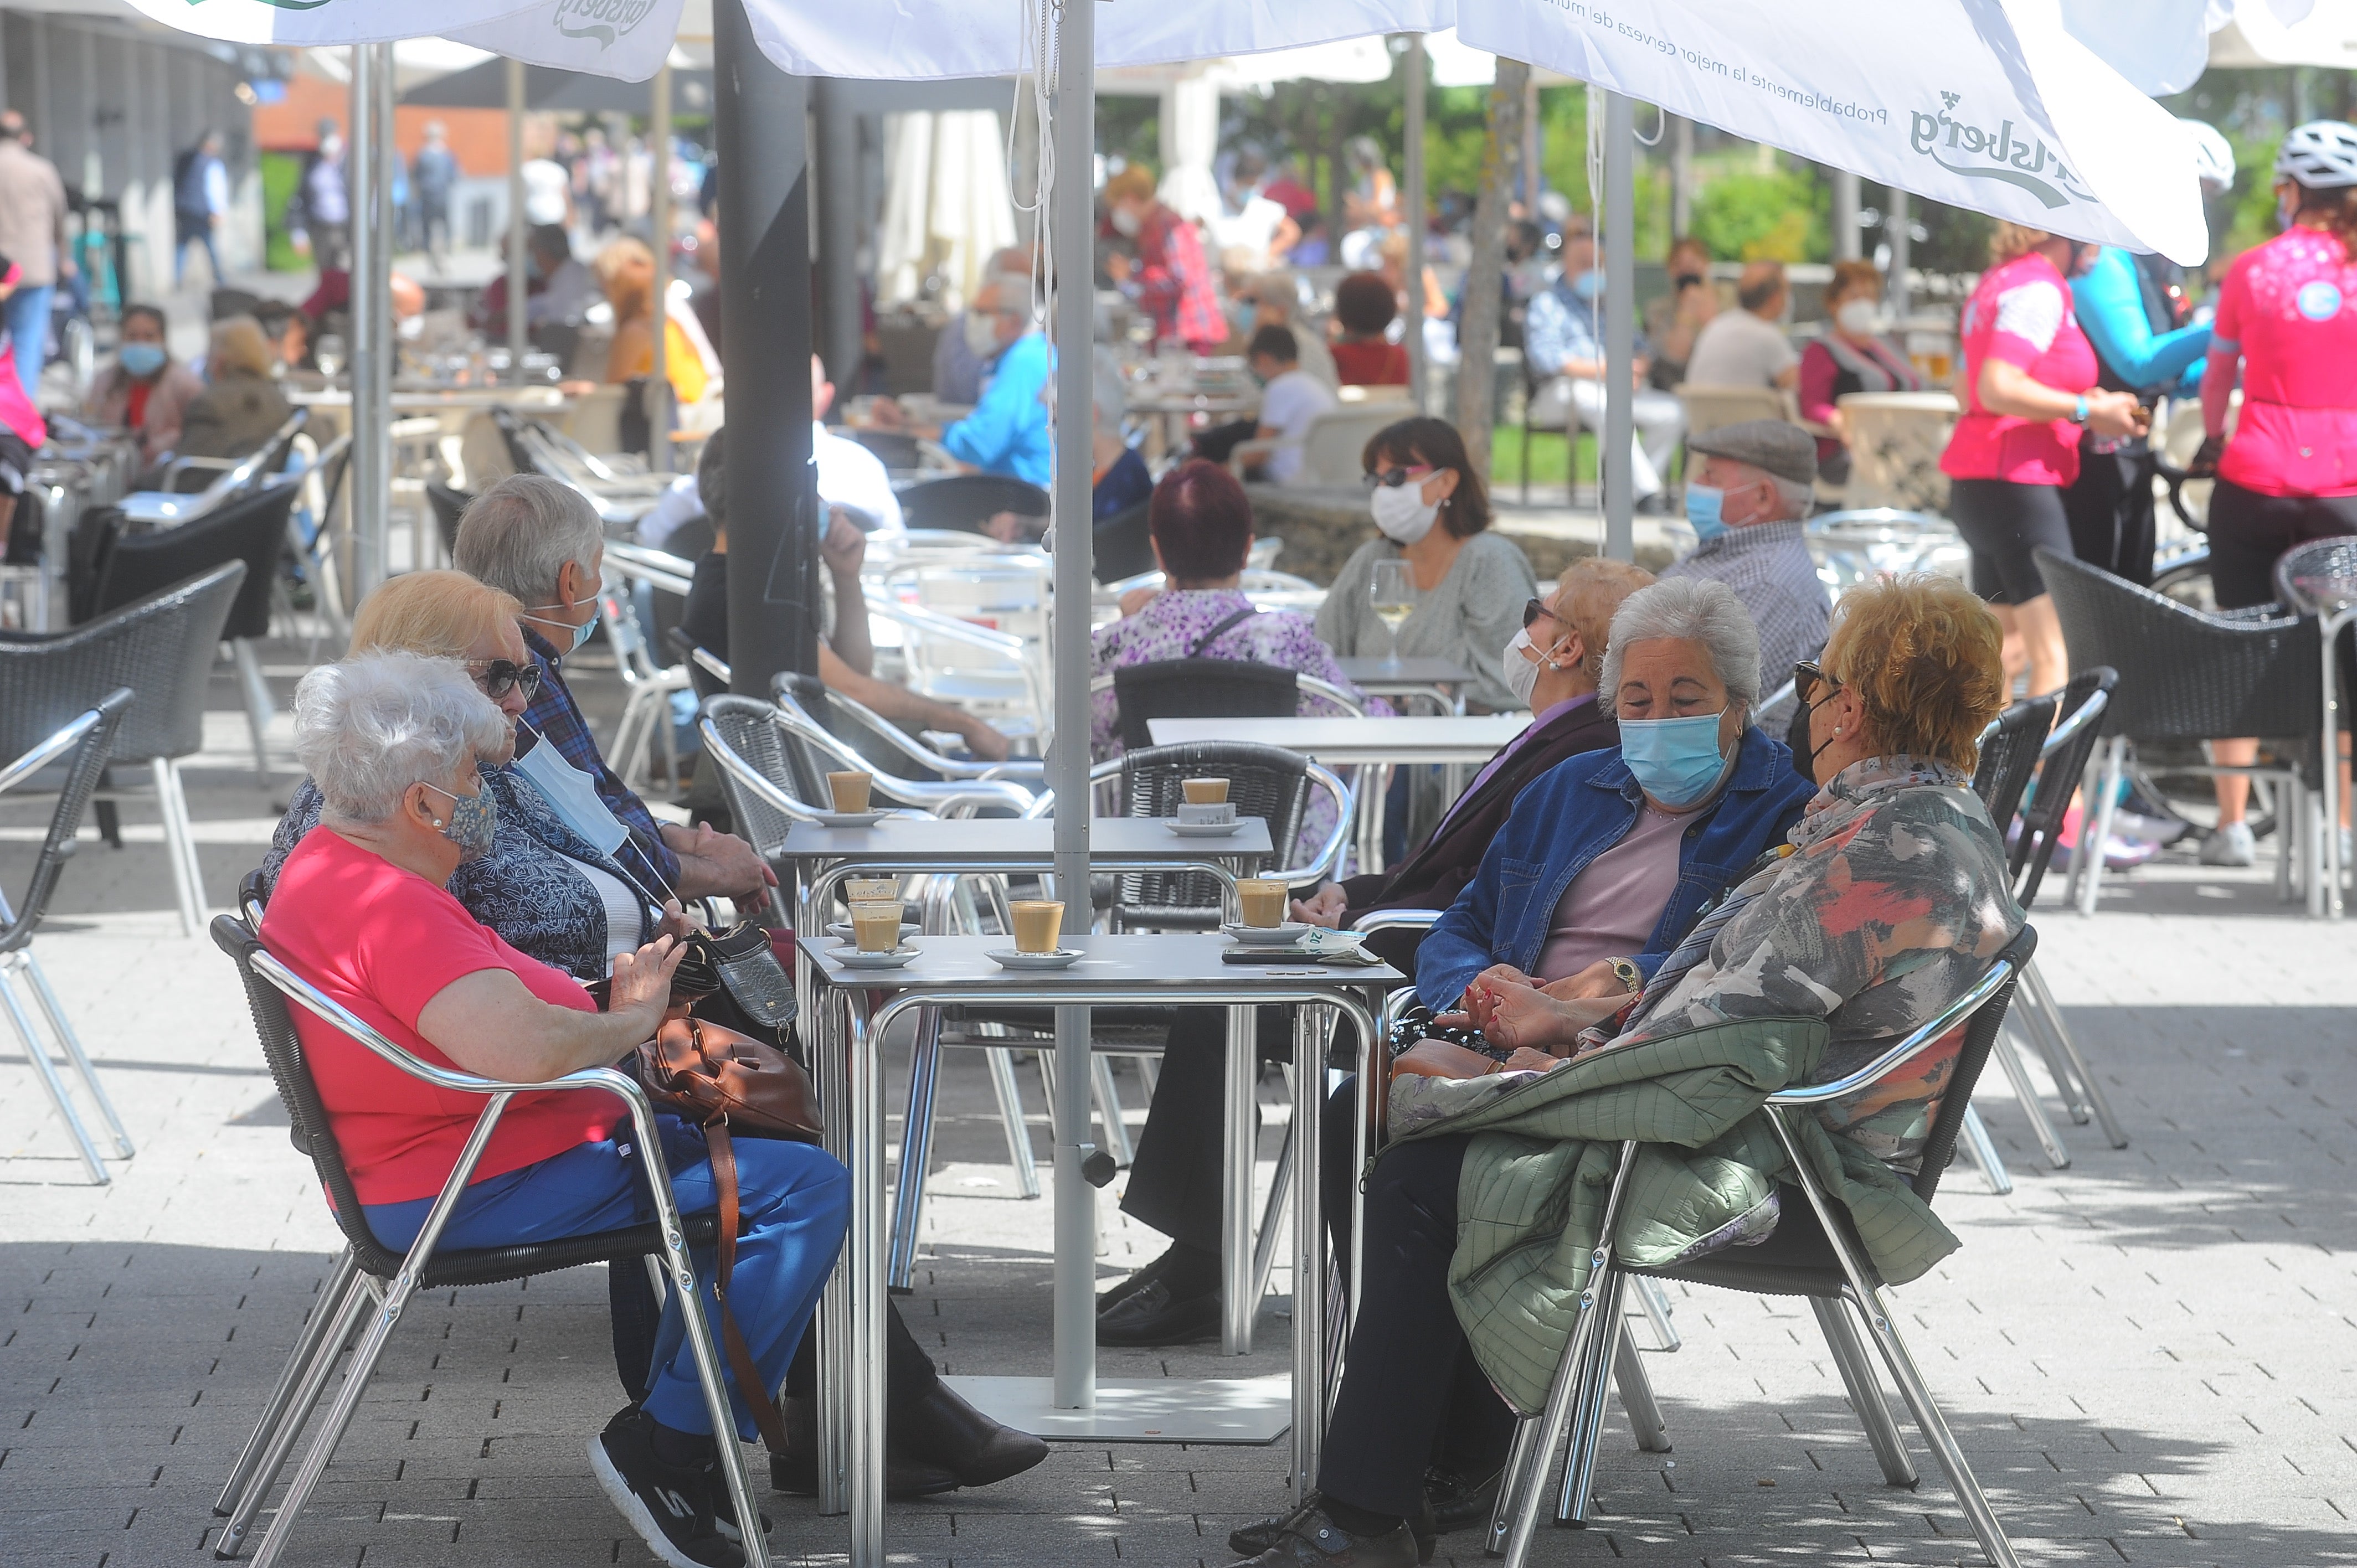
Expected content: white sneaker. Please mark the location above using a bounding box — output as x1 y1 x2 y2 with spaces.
2199 821 2256 868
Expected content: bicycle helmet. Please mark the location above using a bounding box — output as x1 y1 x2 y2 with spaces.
2274 119 2357 189
2179 118 2235 194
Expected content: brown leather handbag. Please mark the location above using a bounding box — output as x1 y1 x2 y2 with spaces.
634 1014 824 1456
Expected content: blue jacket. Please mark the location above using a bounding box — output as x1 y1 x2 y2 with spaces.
1416 726 1816 1010
943 330 1053 487
2072 246 2210 396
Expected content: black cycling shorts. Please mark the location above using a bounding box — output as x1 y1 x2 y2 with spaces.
1948 476 2072 604
2204 477 2357 611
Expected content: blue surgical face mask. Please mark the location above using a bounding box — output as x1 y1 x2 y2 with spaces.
510 723 631 857
524 594 599 656
1620 709 1733 809
119 342 166 378
1571 269 1604 301
1684 483 1728 543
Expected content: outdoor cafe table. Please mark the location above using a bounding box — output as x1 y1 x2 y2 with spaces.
1335 654 1479 715
803 932 1397 1567
1149 714 1529 874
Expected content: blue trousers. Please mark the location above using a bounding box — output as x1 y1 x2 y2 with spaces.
2 285 48 400
366 1114 849 1440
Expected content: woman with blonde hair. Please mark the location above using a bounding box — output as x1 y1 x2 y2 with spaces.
1226 574 2023 1566
176 314 295 462
593 234 711 411
1938 224 2147 699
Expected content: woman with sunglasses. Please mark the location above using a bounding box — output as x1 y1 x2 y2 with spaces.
259 570 691 980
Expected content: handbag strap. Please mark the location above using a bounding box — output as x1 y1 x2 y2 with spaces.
1186 604 1262 658
705 1121 790 1455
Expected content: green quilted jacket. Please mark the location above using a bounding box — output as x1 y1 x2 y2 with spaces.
1384 1014 1961 1415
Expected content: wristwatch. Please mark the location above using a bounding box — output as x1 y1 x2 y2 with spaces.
1609 957 1643 995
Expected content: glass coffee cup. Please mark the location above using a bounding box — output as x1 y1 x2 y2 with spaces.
1010 900 1064 954
1181 777 1229 805
1236 878 1288 928
827 771 874 813
850 901 904 952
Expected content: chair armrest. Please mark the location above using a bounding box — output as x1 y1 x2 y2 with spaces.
1267 760 1356 886
697 715 825 826
1351 908 1443 934
1763 952 2022 1107
2040 687 2107 756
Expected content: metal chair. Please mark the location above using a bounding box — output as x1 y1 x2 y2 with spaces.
2039 548 2327 914
771 671 1043 791
0 560 245 935
595 569 693 795
137 406 310 519
0 690 137 1184
90 479 301 788
204 913 756 1567
1488 927 2039 1568
769 678 1037 818
2273 535 2357 912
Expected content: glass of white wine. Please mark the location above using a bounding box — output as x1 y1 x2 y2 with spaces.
1369 557 1414 672
315 334 345 382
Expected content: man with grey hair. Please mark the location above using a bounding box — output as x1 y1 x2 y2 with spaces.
455 474 774 905
1660 419 1831 692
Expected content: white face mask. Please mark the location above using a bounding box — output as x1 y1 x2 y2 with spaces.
963 310 1003 358
1501 627 1545 708
1110 205 1143 238
1835 298 1880 336
1370 482 1440 545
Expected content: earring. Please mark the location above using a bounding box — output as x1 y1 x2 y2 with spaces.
433 819 446 828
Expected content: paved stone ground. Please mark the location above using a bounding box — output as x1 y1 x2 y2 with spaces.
2 640 2352 1567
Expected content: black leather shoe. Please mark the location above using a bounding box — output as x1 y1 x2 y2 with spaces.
1096 1278 1221 1347
1095 1246 1171 1314
1424 1463 1503 1533
1225 1503 1422 1567
899 1381 1050 1487
1229 1497 1434 1564
770 1396 960 1499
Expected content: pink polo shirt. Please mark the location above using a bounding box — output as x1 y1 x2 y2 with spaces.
2213 226 2357 498
1940 251 2096 487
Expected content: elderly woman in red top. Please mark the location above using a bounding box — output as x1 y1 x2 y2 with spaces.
1938 224 2147 700
1104 164 1227 355
259 651 847 1568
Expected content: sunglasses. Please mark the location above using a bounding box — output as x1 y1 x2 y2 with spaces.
469 658 543 702
1793 660 1841 706
1522 597 1567 631
1363 463 1433 491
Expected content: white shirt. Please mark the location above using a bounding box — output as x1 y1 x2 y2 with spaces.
522 159 570 226
1257 367 1336 485
1211 194 1289 272
814 422 904 534
1685 308 1798 389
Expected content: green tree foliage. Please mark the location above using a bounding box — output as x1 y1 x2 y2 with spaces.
1689 163 1826 261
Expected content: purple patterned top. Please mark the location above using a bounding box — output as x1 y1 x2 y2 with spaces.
1089 589 1381 755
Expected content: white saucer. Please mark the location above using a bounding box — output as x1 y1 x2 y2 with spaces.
830 944 920 969
1223 921 1311 946
986 948 1086 971
827 920 920 942
1167 820 1244 838
812 809 891 828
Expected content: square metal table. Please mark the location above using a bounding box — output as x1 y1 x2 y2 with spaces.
1334 654 1479 715
803 933 1398 1568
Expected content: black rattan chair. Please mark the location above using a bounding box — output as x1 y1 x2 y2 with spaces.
0 561 245 935
206 912 737 1564
1487 927 2038 1568
91 479 301 786
1092 497 1156 584
1108 658 1300 752
2037 547 2325 913
0 690 136 1184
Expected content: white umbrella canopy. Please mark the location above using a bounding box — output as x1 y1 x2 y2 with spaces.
122 0 686 75
874 110 1021 310
2209 0 2357 65
1457 0 2213 266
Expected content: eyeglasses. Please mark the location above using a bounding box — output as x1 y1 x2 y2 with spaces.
1522 597 1567 631
1363 463 1433 491
468 658 543 702
1793 660 1841 706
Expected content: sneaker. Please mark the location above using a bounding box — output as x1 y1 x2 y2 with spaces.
589 1407 744 1568
2200 821 2257 868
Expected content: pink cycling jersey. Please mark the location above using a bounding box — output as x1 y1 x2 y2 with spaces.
2212 226 2357 498
1939 251 2097 487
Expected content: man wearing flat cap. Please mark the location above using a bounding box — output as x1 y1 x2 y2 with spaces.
1661 419 1830 687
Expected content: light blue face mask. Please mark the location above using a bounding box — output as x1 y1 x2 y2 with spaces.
119 342 167 379
1620 709 1733 809
1684 483 1728 543
509 725 631 857
1571 269 1605 301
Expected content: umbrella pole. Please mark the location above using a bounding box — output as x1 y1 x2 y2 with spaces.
507 59 525 381
1601 87 1634 561
1049 0 1098 1417
1888 187 1913 319
351 43 389 596
649 61 673 474
1403 34 1428 416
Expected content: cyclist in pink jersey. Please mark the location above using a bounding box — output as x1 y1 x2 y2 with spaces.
1940 224 2145 700
2188 120 2357 867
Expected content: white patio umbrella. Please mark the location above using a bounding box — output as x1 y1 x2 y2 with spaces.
873 109 1020 309
2209 0 2357 64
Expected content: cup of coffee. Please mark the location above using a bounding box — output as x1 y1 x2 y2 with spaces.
844 878 898 904
1182 777 1230 806
1176 801 1236 826
827 771 874 813
1236 878 1288 929
1010 900 1064 955
851 902 904 952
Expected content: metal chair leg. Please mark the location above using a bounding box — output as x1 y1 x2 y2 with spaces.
886 1008 944 1292
985 1047 1041 1198
231 638 275 788
2076 736 2125 918
1091 1052 1134 1167
0 966 109 1183
1958 1103 2013 1195
154 757 207 937
1809 1294 1917 1488
2011 963 2091 1126
214 1273 372 1559
1557 1271 1628 1524
1993 1029 2071 1169
1248 1101 1296 1311
1487 1413 1545 1554
1612 1311 1671 1454
213 1251 362 1523
2021 961 2127 1148
1632 1275 1680 1352
14 952 134 1158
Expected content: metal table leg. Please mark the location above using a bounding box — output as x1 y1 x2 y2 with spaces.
1221 1003 1256 1354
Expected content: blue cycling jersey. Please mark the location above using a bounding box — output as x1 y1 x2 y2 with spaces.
2071 246 2211 396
